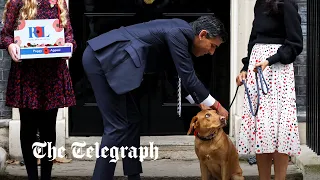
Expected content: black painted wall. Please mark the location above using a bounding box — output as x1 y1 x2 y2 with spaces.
0 0 307 122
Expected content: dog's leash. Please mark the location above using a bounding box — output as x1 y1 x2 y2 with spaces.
228 66 269 166
228 66 269 117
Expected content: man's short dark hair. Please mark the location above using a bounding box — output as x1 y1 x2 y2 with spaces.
189 15 228 42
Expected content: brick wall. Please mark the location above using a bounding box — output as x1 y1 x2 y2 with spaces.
295 0 307 122
0 0 12 120
0 50 11 119
0 0 308 122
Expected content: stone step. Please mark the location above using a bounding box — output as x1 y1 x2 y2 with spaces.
66 136 197 149
65 136 238 161
1 159 303 180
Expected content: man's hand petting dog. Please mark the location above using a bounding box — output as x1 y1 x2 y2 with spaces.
198 102 229 120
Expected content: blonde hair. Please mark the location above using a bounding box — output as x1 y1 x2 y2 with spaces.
2 0 68 28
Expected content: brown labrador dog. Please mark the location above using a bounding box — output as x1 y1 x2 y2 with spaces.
187 108 244 180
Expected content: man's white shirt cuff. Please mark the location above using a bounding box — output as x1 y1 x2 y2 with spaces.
185 94 215 107
185 95 195 104
201 94 216 107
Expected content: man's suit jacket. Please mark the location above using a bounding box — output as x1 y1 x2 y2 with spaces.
87 18 211 104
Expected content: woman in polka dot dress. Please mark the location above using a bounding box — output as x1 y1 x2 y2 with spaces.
236 0 303 179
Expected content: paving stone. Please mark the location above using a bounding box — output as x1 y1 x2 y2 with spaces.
0 146 7 173
1 159 303 180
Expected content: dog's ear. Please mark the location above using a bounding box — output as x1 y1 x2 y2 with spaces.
187 116 198 135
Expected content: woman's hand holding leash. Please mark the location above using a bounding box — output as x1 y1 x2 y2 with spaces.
236 60 268 86
236 71 247 86
254 60 269 72
236 61 270 117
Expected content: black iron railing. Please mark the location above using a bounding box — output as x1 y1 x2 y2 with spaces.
306 0 320 155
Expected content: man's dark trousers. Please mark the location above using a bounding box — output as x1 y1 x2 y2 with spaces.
82 45 143 179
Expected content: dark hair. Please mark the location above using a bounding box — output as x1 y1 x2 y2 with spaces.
265 0 297 14
189 15 228 42
265 0 282 13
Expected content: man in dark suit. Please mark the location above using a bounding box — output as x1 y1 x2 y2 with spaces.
82 15 228 180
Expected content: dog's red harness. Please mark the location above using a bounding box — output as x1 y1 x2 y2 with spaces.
194 130 198 136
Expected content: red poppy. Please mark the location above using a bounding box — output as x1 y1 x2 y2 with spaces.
52 19 63 32
35 26 44 37
43 47 49 54
55 38 65 46
17 20 26 30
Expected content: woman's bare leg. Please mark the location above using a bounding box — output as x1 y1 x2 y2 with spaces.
273 151 289 180
256 153 273 180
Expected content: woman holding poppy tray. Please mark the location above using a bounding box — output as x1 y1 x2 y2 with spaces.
1 0 76 179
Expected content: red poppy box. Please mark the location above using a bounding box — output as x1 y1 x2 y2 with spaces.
13 19 72 59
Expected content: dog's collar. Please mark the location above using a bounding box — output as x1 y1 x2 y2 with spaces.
194 130 215 141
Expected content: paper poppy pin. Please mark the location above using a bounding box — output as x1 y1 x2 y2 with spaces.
49 0 57 8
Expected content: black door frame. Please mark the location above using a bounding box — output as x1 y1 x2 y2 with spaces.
306 0 320 155
67 0 231 136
